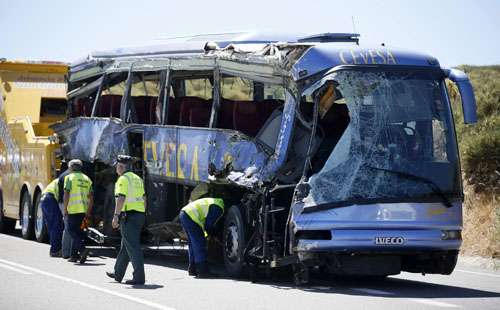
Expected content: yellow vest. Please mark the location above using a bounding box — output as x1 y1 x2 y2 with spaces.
43 179 59 198
65 172 92 214
182 198 224 230
115 172 145 212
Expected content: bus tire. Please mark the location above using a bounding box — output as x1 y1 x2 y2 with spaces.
223 206 247 278
34 194 48 243
0 192 16 233
20 191 34 240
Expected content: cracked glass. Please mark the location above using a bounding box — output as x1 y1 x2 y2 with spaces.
304 69 461 207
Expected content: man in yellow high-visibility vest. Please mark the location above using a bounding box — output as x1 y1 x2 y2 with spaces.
179 186 224 278
40 178 63 257
63 159 93 264
106 155 146 285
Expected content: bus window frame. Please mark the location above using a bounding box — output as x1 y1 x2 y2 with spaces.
120 65 166 125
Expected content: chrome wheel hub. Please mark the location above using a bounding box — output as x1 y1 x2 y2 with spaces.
22 200 29 235
35 204 43 238
225 224 239 261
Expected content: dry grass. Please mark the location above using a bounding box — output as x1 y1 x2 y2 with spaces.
461 182 500 258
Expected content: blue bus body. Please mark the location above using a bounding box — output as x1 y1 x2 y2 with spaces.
53 32 477 281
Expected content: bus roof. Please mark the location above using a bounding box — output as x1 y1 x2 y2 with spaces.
69 32 440 81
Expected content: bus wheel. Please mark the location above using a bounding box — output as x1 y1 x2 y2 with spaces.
34 194 48 243
223 206 246 277
0 193 16 233
20 191 34 240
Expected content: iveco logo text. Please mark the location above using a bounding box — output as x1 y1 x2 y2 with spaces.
374 237 405 245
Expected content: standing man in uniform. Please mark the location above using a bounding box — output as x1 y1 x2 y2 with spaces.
179 192 224 278
63 159 93 264
106 155 146 285
57 161 73 259
40 178 63 257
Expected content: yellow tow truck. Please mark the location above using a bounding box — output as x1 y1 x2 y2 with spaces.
0 59 67 241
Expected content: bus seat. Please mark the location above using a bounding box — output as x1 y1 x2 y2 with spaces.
167 97 180 125
98 95 122 118
233 101 265 136
218 99 235 129
189 105 211 127
132 96 150 124
179 96 209 126
73 97 92 117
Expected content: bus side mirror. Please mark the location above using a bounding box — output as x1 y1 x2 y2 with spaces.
446 69 477 124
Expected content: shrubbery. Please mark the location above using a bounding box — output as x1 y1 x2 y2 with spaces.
448 66 500 194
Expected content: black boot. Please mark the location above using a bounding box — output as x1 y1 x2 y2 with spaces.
188 264 197 276
195 262 214 279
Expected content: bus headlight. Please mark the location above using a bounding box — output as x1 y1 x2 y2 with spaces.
441 230 462 240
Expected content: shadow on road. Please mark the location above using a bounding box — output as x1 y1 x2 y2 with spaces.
126 284 164 290
3 228 500 300
266 274 500 299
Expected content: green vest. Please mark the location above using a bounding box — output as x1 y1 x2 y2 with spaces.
65 172 92 214
115 172 145 212
43 179 59 198
182 198 224 230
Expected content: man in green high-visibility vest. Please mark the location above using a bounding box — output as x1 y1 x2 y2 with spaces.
63 159 93 264
179 185 224 278
106 155 146 285
40 178 63 257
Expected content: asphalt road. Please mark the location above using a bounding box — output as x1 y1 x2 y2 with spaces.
1 229 499 310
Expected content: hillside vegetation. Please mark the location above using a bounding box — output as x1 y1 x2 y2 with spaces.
448 65 500 258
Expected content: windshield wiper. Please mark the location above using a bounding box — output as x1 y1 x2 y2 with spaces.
365 165 453 208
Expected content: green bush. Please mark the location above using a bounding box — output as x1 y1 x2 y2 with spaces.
448 66 500 193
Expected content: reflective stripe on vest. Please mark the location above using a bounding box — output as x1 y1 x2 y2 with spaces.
182 198 224 230
121 172 145 213
66 172 91 214
43 179 59 198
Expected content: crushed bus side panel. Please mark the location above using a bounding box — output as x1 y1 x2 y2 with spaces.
143 126 269 187
51 117 129 165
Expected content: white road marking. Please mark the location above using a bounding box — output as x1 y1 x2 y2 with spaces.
410 298 460 308
0 262 32 275
0 258 175 310
455 269 500 278
351 288 394 295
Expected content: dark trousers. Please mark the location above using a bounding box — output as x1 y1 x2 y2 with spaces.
114 212 145 282
67 213 86 257
179 211 207 265
40 194 63 254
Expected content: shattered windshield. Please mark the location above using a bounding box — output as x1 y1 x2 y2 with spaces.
304 69 461 207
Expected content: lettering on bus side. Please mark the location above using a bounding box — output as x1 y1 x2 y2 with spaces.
144 140 202 182
339 49 397 65
142 127 210 184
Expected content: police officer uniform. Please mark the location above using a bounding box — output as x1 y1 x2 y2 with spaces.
107 155 146 285
58 168 73 259
64 160 93 263
179 197 224 278
40 179 63 256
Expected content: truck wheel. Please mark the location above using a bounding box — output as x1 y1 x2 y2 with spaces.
223 206 246 277
0 193 16 233
34 194 48 243
20 191 34 240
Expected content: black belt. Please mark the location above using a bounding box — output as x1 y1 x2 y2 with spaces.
42 193 55 199
123 210 144 215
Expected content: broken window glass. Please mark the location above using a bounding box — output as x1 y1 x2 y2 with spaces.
303 69 461 208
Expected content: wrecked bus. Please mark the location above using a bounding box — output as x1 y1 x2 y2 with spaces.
52 32 477 283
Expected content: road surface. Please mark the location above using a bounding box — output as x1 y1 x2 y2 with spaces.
1 229 499 310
